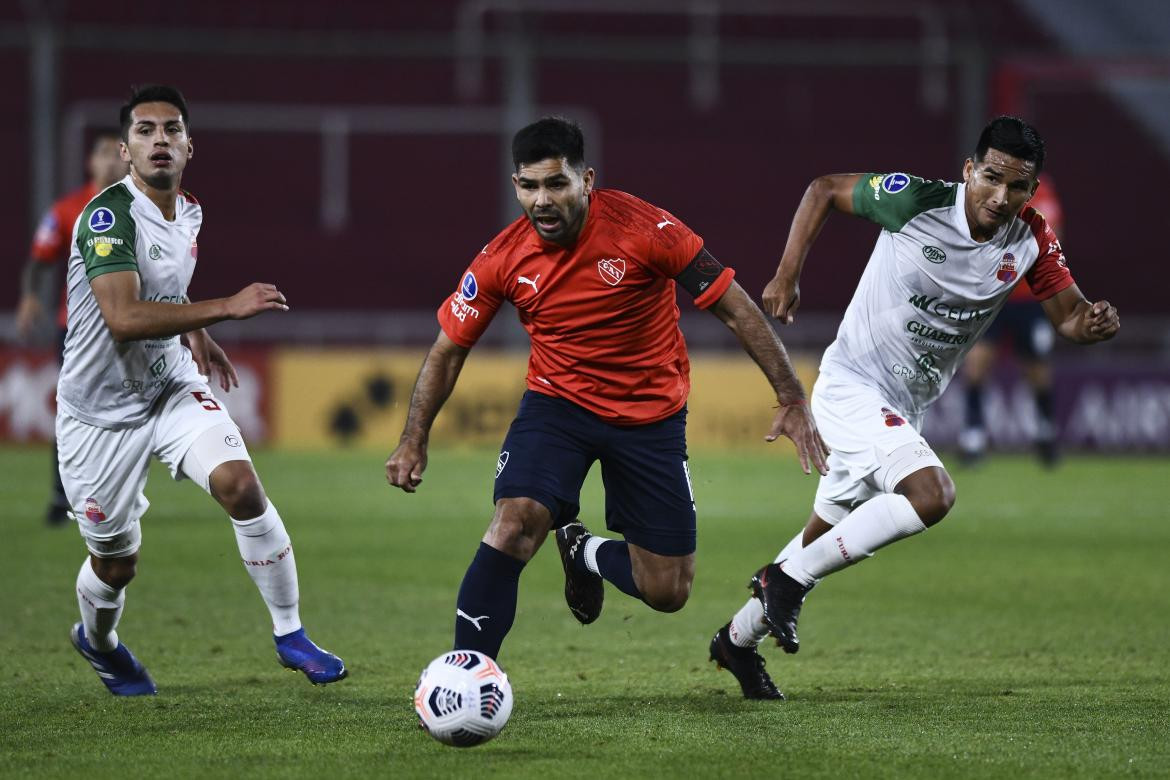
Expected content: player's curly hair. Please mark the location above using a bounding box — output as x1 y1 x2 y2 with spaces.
975 116 1045 173
120 84 190 140
512 116 585 171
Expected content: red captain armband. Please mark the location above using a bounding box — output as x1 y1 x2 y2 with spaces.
676 247 735 308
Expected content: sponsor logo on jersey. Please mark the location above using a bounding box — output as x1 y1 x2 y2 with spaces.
1048 241 1068 269
881 173 911 194
890 353 942 385
460 271 479 301
597 258 626 286
997 252 1018 283
449 293 480 323
880 407 906 427
149 244 162 260
225 434 241 447
921 245 947 264
84 497 107 524
496 450 509 478
88 207 115 233
907 294 992 323
150 356 167 377
85 235 124 258
868 175 884 200
95 242 113 257
906 319 970 346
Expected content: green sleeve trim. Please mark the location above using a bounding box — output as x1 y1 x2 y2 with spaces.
853 173 957 233
86 262 139 281
76 183 139 276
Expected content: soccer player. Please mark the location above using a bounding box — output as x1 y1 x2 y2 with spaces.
959 173 1066 466
16 130 127 526
61 84 345 695
710 116 1119 699
386 117 829 678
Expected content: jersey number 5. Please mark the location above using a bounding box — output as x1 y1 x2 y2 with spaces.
192 391 221 411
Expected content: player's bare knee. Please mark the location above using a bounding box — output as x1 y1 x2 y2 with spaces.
92 553 137 589
210 462 267 519
642 580 691 613
906 473 956 527
484 498 551 561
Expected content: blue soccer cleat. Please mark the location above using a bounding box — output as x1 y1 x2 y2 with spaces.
70 622 157 696
274 628 347 685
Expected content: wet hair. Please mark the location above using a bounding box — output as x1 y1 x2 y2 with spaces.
120 84 190 140
975 116 1045 173
512 116 585 170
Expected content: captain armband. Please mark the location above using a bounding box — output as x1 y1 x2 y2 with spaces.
674 248 727 299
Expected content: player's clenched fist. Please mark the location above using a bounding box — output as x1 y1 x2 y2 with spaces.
765 402 830 476
226 282 289 319
1085 300 1120 341
762 273 801 324
386 440 427 493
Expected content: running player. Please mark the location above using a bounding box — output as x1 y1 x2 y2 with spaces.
710 116 1119 699
959 173 1066 466
16 130 127 526
386 117 829 679
61 84 345 695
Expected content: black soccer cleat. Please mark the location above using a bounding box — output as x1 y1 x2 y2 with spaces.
709 623 784 700
750 563 812 654
555 521 604 625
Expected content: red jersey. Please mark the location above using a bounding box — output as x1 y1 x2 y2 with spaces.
1010 174 1065 303
437 188 734 425
29 182 98 327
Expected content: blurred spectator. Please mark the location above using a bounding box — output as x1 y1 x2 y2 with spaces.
16 130 127 525
959 172 1064 467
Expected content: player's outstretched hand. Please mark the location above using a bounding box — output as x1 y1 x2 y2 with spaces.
762 273 800 324
1086 300 1120 342
765 402 830 476
226 283 289 320
189 332 240 393
386 440 428 493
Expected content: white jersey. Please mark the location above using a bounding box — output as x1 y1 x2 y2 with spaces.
57 175 203 429
819 173 1074 416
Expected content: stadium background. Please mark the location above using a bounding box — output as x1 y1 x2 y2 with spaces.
4 0 1169 453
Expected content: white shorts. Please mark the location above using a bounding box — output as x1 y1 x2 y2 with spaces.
811 375 945 524
56 379 253 558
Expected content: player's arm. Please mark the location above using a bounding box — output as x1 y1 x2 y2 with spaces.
90 270 288 343
1039 284 1120 344
16 258 55 340
709 280 830 475
186 327 239 392
386 331 471 493
764 174 863 323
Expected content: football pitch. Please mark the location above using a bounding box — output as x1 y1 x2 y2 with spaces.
3 446 1167 778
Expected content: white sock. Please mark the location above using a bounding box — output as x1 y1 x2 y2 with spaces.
728 529 807 647
76 558 124 652
582 535 605 575
781 494 926 586
232 502 301 636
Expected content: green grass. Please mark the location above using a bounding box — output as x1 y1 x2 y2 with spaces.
2 446 1168 778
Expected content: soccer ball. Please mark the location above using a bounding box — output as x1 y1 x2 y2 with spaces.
413 650 513 747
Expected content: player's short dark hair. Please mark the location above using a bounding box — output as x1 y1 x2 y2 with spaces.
120 84 191 140
512 116 585 171
90 129 122 149
975 116 1045 173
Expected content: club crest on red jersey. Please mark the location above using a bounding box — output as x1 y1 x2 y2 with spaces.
880 407 906 427
996 252 1017 283
84 497 107 524
597 258 626 286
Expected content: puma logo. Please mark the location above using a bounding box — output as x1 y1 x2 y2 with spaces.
656 217 675 229
456 608 490 631
517 274 540 293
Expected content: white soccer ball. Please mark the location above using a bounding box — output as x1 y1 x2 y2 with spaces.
413 650 513 747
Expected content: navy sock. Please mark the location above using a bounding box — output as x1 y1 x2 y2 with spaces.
965 383 985 429
453 542 526 659
573 538 641 599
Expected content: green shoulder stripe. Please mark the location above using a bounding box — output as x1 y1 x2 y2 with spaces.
76 183 138 281
852 173 957 233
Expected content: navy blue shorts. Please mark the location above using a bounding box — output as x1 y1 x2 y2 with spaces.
493 391 696 556
982 300 1053 359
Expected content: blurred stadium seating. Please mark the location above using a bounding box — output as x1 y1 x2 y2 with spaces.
4 0 1168 451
